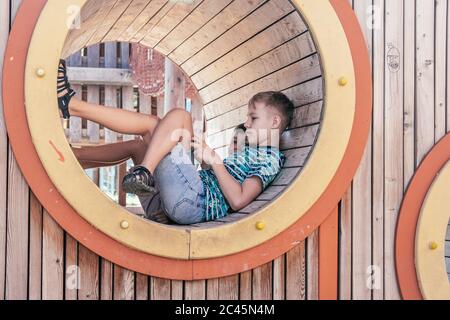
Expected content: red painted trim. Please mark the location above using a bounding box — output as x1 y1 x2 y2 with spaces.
3 0 372 280
395 133 450 300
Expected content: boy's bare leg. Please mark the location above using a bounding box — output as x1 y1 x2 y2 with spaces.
58 66 159 138
140 108 194 173
68 98 160 137
72 136 171 224
72 136 149 170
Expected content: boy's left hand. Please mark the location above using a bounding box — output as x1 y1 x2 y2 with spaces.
191 136 218 165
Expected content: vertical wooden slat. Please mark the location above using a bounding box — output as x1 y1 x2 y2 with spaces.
339 189 352 299
77 243 99 300
151 278 171 300
272 256 285 300
28 191 42 300
5 0 28 301
100 260 113 300
171 281 184 300
5 119 29 301
206 278 219 300
435 0 447 140
218 275 239 300
121 42 130 69
239 271 252 300
65 234 78 300
113 265 135 300
372 0 386 301
135 273 149 300
157 95 165 118
352 0 373 300
87 44 101 143
384 0 404 301
252 262 272 300
184 280 206 300
122 86 136 142
69 84 83 143
139 93 152 115
306 234 317 300
415 0 435 164
42 211 64 300
103 42 118 143
286 242 306 300
68 52 82 143
0 0 11 301
403 0 416 190
164 57 186 113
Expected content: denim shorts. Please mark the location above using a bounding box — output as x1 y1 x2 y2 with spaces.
138 143 207 225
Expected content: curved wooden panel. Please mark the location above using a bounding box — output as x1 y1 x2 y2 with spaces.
415 161 450 299
396 133 450 299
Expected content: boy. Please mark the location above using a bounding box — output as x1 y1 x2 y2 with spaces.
57 60 294 224
71 123 249 225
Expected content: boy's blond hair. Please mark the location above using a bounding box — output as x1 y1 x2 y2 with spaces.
249 91 294 132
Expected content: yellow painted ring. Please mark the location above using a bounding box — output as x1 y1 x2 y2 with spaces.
25 0 355 259
415 161 450 300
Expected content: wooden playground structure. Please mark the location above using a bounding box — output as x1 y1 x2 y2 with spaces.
0 0 449 300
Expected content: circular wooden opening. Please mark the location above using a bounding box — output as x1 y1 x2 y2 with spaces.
61 0 324 229
21 0 361 261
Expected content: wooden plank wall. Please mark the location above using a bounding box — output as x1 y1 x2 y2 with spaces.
1 0 449 300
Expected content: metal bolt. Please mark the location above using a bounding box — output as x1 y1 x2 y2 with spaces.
36 68 46 78
256 222 265 230
120 220 130 230
338 77 348 86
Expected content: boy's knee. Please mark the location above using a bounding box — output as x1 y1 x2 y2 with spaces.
168 108 191 121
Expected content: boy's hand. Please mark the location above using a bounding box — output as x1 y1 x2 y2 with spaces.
191 136 218 165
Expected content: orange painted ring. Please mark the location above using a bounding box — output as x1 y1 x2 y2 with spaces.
2 0 372 280
395 133 450 300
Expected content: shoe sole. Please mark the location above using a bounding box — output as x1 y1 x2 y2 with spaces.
122 179 158 197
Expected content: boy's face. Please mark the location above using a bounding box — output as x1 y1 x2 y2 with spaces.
244 101 282 146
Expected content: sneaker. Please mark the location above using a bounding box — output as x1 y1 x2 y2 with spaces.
57 59 75 120
122 165 157 197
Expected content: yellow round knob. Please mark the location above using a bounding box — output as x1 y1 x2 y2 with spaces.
429 242 438 250
338 77 348 86
36 68 46 78
256 222 265 230
120 220 130 230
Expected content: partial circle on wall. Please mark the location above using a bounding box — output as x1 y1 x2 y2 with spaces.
396 133 450 300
